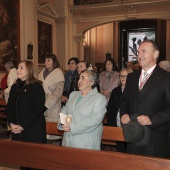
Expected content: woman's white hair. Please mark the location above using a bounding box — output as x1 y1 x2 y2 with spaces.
80 70 99 89
5 61 15 69
159 60 170 72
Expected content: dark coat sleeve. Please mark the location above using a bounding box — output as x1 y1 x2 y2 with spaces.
119 74 131 118
107 86 122 126
6 84 18 125
120 71 140 118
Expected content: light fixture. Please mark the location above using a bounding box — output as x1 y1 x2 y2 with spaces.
83 41 87 46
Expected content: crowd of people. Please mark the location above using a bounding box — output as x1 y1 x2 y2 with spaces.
0 40 169 160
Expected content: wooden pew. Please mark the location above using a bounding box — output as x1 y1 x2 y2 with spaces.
0 139 170 170
0 122 169 169
45 122 125 150
102 126 124 141
102 126 125 149
0 98 6 126
0 98 6 106
46 121 63 136
46 122 125 141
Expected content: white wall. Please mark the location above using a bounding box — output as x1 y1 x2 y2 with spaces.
84 23 115 66
20 0 38 66
103 24 113 59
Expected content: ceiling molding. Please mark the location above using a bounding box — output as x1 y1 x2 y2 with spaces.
70 0 170 10
74 33 85 42
70 1 170 23
37 2 59 19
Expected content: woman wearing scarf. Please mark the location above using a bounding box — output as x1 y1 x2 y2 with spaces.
99 58 119 102
38 53 64 140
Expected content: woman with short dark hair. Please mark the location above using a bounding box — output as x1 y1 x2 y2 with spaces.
61 57 79 106
68 60 90 96
99 58 119 102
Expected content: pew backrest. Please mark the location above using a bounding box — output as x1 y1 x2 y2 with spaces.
0 98 6 106
0 140 169 170
46 121 63 136
0 116 169 170
0 98 7 125
46 122 125 142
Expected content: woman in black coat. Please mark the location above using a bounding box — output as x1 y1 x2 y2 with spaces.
6 60 46 144
107 68 133 152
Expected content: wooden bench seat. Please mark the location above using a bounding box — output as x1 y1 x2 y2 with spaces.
0 113 7 119
0 98 6 106
0 139 169 170
0 121 169 169
0 98 7 127
46 122 125 141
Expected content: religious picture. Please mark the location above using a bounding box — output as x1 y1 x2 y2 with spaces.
128 29 155 62
0 0 19 68
38 21 52 63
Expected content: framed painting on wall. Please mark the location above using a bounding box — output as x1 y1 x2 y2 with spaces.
38 21 52 63
0 0 20 69
127 28 155 62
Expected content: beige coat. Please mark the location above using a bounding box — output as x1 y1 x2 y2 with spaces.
38 68 64 123
4 68 17 103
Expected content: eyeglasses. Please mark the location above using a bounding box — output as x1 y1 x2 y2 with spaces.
120 75 127 78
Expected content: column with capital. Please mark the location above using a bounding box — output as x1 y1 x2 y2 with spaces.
74 33 85 61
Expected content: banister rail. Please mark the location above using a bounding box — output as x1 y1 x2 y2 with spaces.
73 0 140 5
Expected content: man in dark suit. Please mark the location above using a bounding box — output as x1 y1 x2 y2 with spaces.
120 40 170 158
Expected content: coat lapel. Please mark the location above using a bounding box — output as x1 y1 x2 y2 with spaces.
133 70 141 97
75 88 98 109
69 92 80 115
139 66 161 98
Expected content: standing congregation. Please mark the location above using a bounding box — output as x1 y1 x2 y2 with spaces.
0 40 169 160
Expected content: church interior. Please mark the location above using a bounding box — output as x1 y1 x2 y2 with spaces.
0 0 170 169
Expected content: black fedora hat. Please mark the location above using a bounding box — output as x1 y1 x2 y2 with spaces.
122 113 150 146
